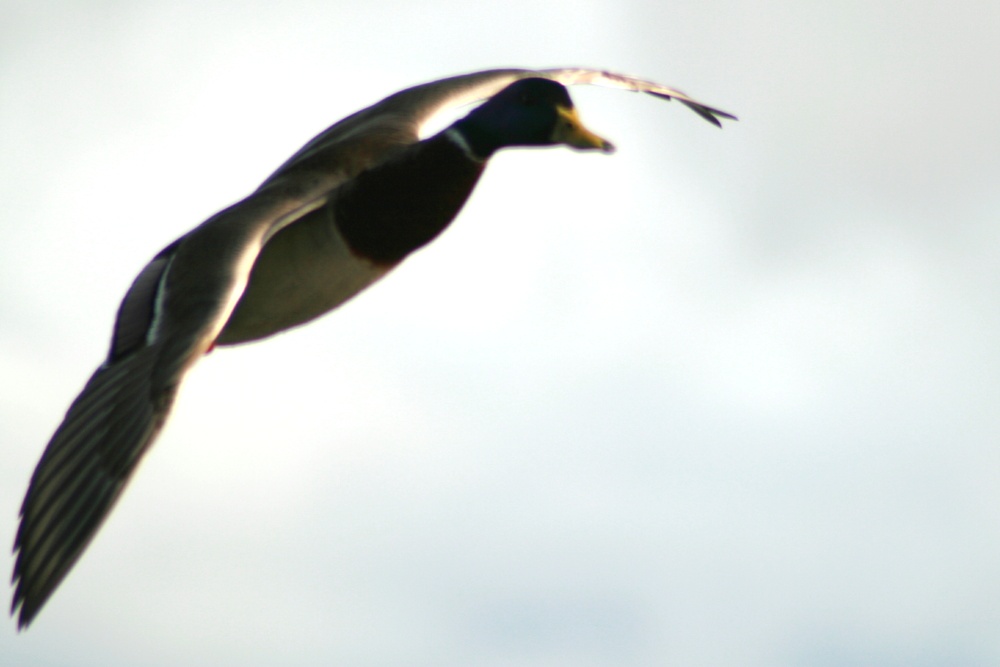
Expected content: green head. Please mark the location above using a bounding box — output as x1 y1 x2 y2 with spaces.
452 78 615 159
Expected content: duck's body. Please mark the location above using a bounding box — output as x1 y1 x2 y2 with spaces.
220 130 487 343
11 68 735 629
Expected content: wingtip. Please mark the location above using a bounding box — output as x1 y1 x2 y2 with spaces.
689 103 738 128
646 91 736 127
11 584 40 631
14 614 29 632
11 578 26 627
11 598 27 632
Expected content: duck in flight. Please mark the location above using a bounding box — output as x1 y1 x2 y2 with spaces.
11 67 735 629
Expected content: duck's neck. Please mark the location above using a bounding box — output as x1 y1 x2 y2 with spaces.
334 132 488 266
450 118 507 160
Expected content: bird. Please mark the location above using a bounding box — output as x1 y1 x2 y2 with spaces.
10 67 735 629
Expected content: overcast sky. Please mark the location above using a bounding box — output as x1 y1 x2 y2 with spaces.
2 1 999 666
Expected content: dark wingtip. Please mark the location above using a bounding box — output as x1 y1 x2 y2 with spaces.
11 574 29 630
647 90 737 127
12 598 30 632
683 102 738 128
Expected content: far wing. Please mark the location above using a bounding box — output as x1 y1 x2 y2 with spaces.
263 67 736 187
537 68 738 127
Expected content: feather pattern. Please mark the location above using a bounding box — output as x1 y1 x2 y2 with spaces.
12 347 163 626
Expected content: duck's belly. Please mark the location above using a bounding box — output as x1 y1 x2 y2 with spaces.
215 204 390 345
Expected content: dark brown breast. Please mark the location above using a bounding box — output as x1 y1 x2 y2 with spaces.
333 133 487 266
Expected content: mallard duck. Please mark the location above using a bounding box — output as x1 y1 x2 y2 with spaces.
11 67 735 629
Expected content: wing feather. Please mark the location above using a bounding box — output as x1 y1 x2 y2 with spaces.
537 68 738 126
12 346 163 627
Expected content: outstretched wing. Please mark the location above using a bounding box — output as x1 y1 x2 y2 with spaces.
11 190 329 629
537 68 738 127
263 67 736 188
11 345 169 628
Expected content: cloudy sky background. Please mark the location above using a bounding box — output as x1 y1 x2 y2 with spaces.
2 1 999 665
